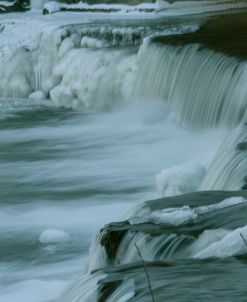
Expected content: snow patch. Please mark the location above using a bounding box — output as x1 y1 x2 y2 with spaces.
129 197 246 226
39 229 71 244
43 1 60 15
156 163 206 198
193 225 247 259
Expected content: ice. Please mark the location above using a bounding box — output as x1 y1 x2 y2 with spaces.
43 1 61 14
156 163 206 198
81 37 104 49
194 225 247 259
39 229 71 244
129 197 246 226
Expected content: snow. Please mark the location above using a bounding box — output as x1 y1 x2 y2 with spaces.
61 0 247 15
156 163 206 198
0 1 16 7
129 197 247 226
0 0 246 65
39 229 71 244
61 0 170 11
43 1 60 14
193 225 247 259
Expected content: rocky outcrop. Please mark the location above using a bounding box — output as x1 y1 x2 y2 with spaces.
60 190 247 302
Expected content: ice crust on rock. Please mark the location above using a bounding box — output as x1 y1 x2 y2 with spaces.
129 197 247 226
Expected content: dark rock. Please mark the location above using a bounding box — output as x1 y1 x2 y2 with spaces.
43 8 49 15
237 142 247 151
98 191 247 264
0 0 26 13
242 184 247 190
100 227 127 261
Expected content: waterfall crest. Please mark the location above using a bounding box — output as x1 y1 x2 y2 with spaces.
1 22 247 129
133 42 247 128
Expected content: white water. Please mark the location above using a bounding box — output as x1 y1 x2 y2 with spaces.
193 225 247 259
1 27 246 128
133 43 247 128
87 197 247 271
201 124 247 190
1 6 247 302
0 98 226 302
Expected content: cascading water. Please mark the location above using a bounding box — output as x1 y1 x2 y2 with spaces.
1 6 247 302
200 123 247 190
133 42 247 128
88 193 247 271
1 25 246 128
64 192 247 302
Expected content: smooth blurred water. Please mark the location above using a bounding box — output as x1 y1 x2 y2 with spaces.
0 97 226 302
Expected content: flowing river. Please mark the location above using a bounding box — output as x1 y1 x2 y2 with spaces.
0 2 247 301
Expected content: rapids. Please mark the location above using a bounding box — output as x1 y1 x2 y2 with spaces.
1 3 247 302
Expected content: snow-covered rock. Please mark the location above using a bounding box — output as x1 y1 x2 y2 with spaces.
43 1 60 15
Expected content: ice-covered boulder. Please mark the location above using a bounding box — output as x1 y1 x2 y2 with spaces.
43 1 60 14
39 229 71 244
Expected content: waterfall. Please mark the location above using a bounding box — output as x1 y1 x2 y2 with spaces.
62 191 247 302
133 42 247 128
1 24 247 129
200 123 247 191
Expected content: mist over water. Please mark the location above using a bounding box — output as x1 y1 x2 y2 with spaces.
1 3 247 301
0 97 225 302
